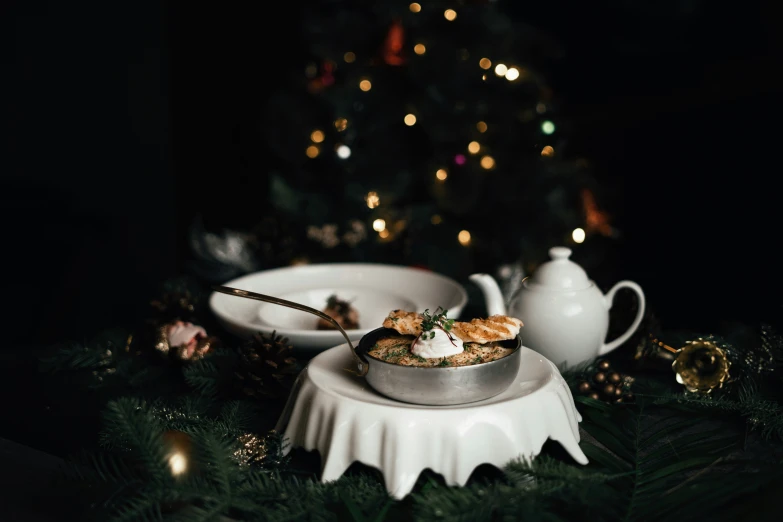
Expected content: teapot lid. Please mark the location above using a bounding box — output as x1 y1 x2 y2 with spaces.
528 247 591 290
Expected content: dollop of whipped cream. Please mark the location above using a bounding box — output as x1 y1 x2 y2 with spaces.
411 328 464 359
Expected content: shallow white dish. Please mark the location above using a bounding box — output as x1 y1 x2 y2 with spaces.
209 263 468 351
275 343 587 498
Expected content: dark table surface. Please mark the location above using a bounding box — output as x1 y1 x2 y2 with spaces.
0 437 64 522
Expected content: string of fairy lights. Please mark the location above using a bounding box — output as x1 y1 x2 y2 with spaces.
302 2 574 249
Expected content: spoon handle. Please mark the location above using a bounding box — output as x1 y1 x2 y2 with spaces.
211 285 369 374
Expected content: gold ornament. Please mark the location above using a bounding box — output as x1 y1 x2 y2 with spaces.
670 339 731 393
234 432 269 467
162 430 192 477
155 321 216 361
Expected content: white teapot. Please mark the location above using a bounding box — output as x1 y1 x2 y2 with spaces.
470 246 645 368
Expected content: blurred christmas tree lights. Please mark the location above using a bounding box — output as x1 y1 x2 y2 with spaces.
201 0 613 280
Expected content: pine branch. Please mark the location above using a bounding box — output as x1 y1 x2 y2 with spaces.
643 382 783 440
39 341 111 373
99 398 169 484
218 401 256 435
188 428 237 496
183 361 221 397
575 396 781 522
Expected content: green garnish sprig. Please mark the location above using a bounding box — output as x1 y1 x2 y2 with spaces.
411 307 457 351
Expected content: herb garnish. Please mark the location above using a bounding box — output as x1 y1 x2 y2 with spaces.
410 307 458 352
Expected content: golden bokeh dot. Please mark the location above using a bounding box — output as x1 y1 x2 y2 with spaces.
310 130 324 143
435 168 448 181
409 2 421 13
365 191 380 209
458 230 471 246
431 214 443 225
467 141 480 154
359 79 372 91
541 145 555 157
494 63 508 76
343 52 356 63
379 229 390 239
306 145 320 158
404 114 417 126
444 9 457 21
479 58 492 70
505 67 520 81
334 118 348 131
476 121 487 133
414 43 426 55
480 156 495 169
373 219 386 232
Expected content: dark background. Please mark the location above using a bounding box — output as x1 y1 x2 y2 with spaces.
2 2 780 363
0 5 781 520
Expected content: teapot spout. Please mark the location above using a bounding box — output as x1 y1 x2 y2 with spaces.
468 273 508 317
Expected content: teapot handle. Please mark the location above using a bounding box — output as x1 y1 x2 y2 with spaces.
598 281 646 356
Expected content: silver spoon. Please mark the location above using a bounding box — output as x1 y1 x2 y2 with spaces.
211 285 369 375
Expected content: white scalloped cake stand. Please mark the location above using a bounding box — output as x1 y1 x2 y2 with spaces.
275 344 588 499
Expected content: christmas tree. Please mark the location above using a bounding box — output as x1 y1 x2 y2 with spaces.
189 0 609 282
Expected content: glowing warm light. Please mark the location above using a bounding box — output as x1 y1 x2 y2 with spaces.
467 141 480 154
541 120 555 134
436 168 448 181
431 214 442 225
476 121 487 133
458 230 471 246
334 118 348 131
310 130 324 143
505 67 520 81
572 228 586 244
541 145 555 157
409 2 421 13
444 9 457 21
480 156 495 169
379 229 390 239
494 64 508 76
536 102 547 114
365 191 380 209
359 79 372 91
336 144 351 159
373 219 386 232
404 114 417 126
306 145 320 158
168 452 187 476
414 43 426 55
344 52 356 63
479 58 492 70
481 74 487 81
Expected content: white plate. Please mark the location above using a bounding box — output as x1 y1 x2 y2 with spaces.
209 263 468 351
275 344 586 498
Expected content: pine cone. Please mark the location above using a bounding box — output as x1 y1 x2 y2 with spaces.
235 331 299 398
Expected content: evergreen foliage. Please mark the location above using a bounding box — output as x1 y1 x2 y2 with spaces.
38 277 783 521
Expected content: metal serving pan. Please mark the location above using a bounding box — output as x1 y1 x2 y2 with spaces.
212 286 521 406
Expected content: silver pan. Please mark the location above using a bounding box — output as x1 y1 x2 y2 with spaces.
212 285 522 406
